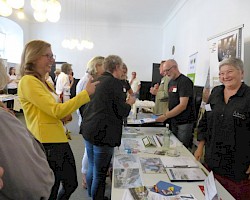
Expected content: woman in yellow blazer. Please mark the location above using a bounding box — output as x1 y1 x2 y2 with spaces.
18 40 98 200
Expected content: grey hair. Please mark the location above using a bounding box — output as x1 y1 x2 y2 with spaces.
0 59 8 90
219 57 244 71
61 63 72 74
86 56 104 76
166 59 178 67
104 55 123 73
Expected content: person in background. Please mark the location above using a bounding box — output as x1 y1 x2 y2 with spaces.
150 60 169 115
56 63 74 102
80 55 136 200
18 40 98 200
121 63 133 100
76 56 105 189
45 72 54 87
0 58 55 199
7 67 18 109
156 59 195 148
54 68 61 86
70 71 76 99
129 71 141 99
194 58 250 200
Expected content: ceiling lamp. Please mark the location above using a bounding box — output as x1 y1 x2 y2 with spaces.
17 8 25 19
31 0 47 12
6 0 24 9
33 10 47 22
31 0 61 23
0 0 13 17
46 10 60 22
47 0 61 13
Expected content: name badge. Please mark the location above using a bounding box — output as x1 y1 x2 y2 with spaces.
172 87 177 92
123 87 126 92
205 104 212 111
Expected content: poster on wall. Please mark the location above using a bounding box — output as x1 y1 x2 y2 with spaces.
187 52 198 83
208 25 244 88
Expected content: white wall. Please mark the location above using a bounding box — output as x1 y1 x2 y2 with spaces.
27 22 163 80
0 17 24 64
162 0 250 86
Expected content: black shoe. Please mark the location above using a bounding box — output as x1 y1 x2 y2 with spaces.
103 196 109 200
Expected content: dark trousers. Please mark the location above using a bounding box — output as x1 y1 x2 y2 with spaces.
205 164 250 200
43 143 78 200
7 88 17 109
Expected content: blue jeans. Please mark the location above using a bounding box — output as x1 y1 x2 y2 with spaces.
171 123 194 148
85 140 114 200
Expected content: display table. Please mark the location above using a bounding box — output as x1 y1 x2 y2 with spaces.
0 94 22 111
111 127 235 200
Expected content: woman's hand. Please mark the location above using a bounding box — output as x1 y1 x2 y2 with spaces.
85 78 99 96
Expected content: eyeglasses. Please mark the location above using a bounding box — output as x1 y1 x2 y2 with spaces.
42 54 56 60
163 65 175 73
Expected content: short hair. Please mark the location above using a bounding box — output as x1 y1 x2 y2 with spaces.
86 56 105 76
219 57 244 71
0 59 8 90
20 40 51 80
166 59 178 67
61 63 72 74
104 55 123 73
54 68 61 75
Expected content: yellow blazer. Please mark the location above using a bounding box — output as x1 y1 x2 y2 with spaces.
18 75 90 143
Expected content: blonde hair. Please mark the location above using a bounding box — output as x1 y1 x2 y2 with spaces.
20 40 51 81
86 56 104 76
0 59 9 90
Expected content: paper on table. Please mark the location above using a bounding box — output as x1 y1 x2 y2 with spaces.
139 157 166 174
122 189 198 200
161 156 199 168
166 168 207 182
113 154 139 169
204 171 219 200
120 138 146 153
113 168 142 189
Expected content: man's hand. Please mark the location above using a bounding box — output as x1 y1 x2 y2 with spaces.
156 114 167 122
126 95 136 106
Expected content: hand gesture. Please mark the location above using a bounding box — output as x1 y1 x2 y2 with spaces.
126 95 136 106
85 78 100 96
155 115 167 122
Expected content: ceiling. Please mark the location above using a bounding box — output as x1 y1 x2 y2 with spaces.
23 0 185 27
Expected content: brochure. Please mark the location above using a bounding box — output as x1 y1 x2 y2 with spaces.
166 168 207 182
140 157 166 174
113 168 142 189
150 180 182 196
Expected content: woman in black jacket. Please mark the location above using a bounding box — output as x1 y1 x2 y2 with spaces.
80 55 135 200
